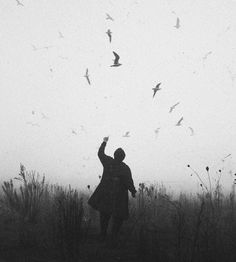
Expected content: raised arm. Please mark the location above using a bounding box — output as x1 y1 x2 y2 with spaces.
98 137 111 166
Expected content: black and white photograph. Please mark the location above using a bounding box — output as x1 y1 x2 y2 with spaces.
0 0 236 261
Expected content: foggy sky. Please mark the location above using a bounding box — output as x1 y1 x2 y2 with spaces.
0 0 236 192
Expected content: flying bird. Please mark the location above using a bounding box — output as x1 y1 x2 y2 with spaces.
111 51 122 67
72 129 77 135
31 44 53 51
106 29 112 42
154 128 161 137
84 69 91 85
123 131 130 138
203 51 212 60
41 113 49 120
188 126 194 136
31 45 38 51
169 102 180 113
227 67 236 86
32 110 35 115
106 13 114 21
26 121 40 127
58 56 69 60
42 45 54 50
58 31 64 38
174 17 180 29
152 83 161 98
222 153 232 161
176 117 183 126
16 0 24 6
79 125 86 132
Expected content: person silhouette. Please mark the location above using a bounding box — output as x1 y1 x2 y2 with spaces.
88 136 136 242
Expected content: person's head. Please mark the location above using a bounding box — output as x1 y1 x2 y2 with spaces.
114 148 126 162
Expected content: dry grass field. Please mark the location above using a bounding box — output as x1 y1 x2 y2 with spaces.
0 164 236 262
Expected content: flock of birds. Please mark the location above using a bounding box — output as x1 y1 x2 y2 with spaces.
25 8 195 138
82 12 194 138
15 0 196 138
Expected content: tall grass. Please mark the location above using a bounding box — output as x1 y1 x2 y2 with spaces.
0 164 236 261
0 164 84 261
2 164 45 223
128 166 236 262
53 185 84 261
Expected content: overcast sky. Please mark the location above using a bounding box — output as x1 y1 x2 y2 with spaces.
0 0 236 192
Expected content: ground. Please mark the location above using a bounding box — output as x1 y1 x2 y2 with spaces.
0 231 139 262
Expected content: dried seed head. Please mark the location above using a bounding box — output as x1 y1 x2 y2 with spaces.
87 185 90 189
219 169 221 172
187 164 190 167
206 166 209 171
200 183 203 187
139 183 145 190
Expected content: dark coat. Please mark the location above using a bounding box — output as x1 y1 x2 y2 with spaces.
88 142 136 220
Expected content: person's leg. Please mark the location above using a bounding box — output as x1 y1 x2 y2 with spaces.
99 212 111 240
111 216 123 240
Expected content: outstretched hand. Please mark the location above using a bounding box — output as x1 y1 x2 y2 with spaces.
103 136 109 142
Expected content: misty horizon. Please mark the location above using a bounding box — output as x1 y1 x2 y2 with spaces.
0 0 236 193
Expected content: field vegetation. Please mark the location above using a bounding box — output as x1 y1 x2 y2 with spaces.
0 164 236 262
